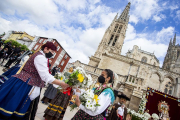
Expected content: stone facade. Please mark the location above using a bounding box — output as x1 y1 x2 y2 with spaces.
72 2 180 112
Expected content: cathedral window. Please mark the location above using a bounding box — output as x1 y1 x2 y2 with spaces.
114 25 119 32
112 36 118 46
117 25 122 33
177 51 180 58
153 62 156 66
108 35 114 45
164 81 173 95
141 57 147 63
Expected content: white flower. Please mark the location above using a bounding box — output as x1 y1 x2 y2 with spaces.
86 98 92 104
152 113 159 120
85 103 91 109
86 89 94 98
75 67 86 75
143 112 151 119
83 79 87 84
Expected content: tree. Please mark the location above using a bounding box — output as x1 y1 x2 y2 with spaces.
4 40 29 51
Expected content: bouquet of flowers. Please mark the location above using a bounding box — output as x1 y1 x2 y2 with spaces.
65 67 93 88
70 89 100 111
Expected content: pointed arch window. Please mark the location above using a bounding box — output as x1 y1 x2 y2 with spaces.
177 51 180 58
164 81 173 95
117 25 122 33
141 57 147 63
108 35 114 45
114 25 119 32
112 36 118 46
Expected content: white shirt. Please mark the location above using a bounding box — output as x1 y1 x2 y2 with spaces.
74 89 111 116
34 50 55 85
117 106 124 116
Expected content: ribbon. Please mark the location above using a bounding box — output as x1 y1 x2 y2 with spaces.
63 87 72 96
48 59 51 74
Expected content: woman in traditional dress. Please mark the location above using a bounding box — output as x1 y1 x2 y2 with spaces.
0 51 32 86
43 66 75 120
0 41 69 120
72 69 115 120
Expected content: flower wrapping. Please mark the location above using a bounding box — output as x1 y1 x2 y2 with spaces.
70 89 100 111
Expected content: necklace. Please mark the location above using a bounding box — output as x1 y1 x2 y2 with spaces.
94 83 112 95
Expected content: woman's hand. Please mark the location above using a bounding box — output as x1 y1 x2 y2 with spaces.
75 95 81 107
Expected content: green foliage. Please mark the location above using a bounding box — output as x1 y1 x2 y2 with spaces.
66 70 79 86
4 40 29 51
70 104 77 111
132 115 142 120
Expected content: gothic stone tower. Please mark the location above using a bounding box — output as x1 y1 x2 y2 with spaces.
88 2 131 67
162 33 180 72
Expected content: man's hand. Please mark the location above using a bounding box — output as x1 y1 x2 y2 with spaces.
59 81 69 89
75 95 81 107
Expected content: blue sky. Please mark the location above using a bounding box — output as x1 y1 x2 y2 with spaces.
0 0 180 67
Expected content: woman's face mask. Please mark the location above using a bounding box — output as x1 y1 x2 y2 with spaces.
98 75 106 84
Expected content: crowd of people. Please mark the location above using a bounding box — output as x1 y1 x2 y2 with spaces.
0 40 26 69
0 41 131 120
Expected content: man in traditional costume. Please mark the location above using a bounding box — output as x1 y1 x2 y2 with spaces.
0 41 69 120
108 93 130 120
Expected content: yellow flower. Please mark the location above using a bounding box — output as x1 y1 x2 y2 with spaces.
60 77 63 80
93 94 99 104
77 74 84 82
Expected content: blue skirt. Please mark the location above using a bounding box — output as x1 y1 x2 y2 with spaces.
0 77 32 119
0 65 20 86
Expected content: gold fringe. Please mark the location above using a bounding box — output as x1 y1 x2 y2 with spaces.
47 107 62 113
49 103 63 110
0 107 27 116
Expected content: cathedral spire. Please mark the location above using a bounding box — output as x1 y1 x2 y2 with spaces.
118 2 131 23
173 33 176 46
169 38 172 46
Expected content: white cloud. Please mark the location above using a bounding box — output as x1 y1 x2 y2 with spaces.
129 14 139 24
176 10 180 20
129 0 160 21
125 24 136 41
156 27 175 42
153 14 166 22
153 15 161 22
0 0 61 26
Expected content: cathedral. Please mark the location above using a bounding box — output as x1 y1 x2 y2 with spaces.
73 2 180 111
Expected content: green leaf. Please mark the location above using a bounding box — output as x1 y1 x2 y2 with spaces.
65 79 69 83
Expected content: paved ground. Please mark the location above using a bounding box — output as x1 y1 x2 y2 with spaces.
0 63 78 120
